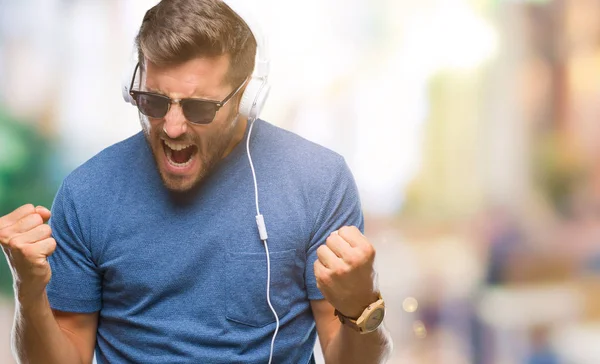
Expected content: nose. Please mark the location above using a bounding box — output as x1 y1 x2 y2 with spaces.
162 102 187 138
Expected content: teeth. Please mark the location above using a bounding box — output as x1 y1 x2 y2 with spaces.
164 140 193 151
165 147 195 168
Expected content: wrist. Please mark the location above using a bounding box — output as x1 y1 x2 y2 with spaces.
335 293 386 334
336 291 380 318
340 321 384 336
15 289 49 315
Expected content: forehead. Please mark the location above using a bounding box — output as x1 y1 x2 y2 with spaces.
143 55 231 99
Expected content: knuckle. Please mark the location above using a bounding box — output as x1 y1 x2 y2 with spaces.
22 204 36 215
334 266 349 276
317 272 332 286
19 244 34 257
359 243 375 259
325 236 335 246
338 226 350 236
365 244 376 259
33 257 47 269
32 213 44 226
316 245 327 255
342 225 357 235
0 228 9 244
49 238 57 251
39 224 52 237
7 236 22 250
345 254 360 268
314 266 323 279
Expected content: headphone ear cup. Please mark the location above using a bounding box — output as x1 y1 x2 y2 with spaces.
122 54 139 106
239 77 270 120
122 82 136 106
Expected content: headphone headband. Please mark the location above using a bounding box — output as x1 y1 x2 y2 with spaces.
123 0 271 120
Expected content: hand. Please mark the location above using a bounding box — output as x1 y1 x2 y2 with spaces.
0 204 56 305
314 226 379 318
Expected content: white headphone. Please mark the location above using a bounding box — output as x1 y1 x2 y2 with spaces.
122 3 279 363
121 0 271 121
122 3 279 362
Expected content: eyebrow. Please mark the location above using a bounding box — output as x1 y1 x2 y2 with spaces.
145 87 166 95
144 87 219 101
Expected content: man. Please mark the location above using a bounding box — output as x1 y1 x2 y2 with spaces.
0 0 392 362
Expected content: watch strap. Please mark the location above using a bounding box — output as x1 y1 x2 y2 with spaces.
334 294 384 333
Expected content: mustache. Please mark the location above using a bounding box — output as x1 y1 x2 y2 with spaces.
158 131 198 145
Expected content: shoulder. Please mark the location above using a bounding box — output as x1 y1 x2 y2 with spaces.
252 120 356 208
62 132 147 197
254 120 347 174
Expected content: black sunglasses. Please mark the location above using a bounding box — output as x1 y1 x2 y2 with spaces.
129 63 246 125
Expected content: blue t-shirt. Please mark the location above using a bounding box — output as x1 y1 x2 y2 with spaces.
47 119 364 363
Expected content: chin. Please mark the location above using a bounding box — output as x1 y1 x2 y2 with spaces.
141 111 241 196
160 173 203 193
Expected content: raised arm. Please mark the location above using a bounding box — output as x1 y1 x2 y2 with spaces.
1 204 98 364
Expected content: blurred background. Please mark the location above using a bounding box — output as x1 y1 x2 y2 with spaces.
2 0 600 363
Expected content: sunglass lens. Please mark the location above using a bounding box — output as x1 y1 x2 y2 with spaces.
135 94 169 119
183 100 217 124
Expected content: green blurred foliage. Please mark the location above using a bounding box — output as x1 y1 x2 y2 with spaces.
0 107 61 297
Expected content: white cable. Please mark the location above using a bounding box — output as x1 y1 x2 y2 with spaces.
246 118 279 364
246 119 261 216
263 238 279 364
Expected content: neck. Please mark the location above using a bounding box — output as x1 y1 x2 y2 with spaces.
221 115 249 159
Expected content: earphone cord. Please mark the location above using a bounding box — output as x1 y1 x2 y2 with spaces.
247 118 261 217
246 118 279 364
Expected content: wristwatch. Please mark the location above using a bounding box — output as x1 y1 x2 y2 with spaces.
334 294 385 334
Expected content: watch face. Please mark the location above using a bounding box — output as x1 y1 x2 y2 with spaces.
365 307 385 331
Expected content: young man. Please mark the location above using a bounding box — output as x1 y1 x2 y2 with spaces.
0 0 392 362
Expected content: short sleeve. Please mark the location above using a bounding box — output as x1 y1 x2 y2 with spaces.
305 158 364 300
46 179 102 312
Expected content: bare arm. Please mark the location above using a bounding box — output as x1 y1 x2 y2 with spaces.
13 293 98 364
312 299 392 364
312 226 393 363
1 204 98 364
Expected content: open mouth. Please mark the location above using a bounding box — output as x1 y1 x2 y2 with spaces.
162 140 198 168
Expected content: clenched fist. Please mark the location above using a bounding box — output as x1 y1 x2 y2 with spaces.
314 226 379 318
0 204 56 305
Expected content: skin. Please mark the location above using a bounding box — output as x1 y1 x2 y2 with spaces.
312 226 393 363
1 55 392 364
140 55 247 193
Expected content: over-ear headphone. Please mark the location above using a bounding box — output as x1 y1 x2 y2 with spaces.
121 0 271 121
122 3 278 362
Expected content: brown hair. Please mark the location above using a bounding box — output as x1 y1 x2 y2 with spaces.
136 0 256 87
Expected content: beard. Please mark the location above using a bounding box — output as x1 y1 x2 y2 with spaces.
140 112 240 196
